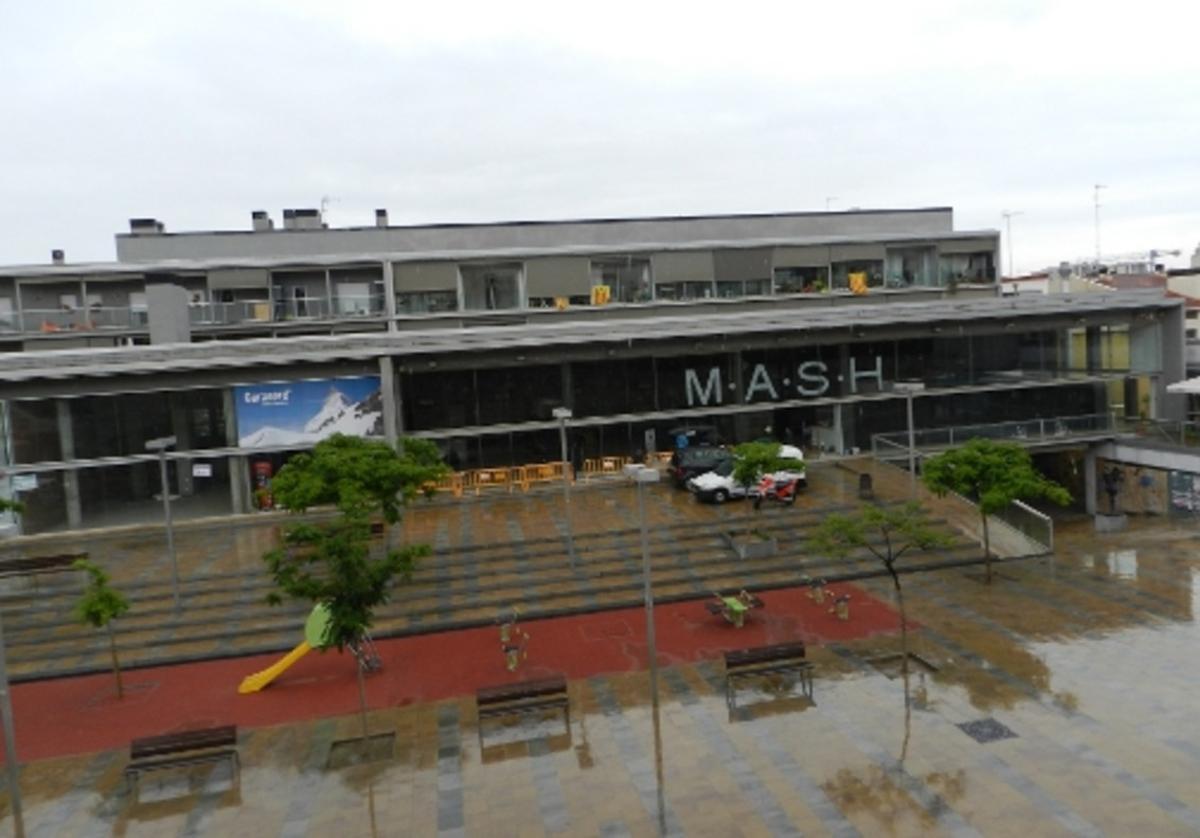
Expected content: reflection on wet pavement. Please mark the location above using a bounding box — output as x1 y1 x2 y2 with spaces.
4 517 1200 835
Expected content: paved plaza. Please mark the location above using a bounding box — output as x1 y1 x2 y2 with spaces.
1 465 1199 835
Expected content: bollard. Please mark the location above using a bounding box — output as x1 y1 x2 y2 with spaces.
858 472 874 500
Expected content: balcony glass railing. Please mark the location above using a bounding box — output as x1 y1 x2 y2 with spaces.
5 307 148 333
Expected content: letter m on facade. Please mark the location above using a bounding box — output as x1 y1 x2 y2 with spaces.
685 368 722 407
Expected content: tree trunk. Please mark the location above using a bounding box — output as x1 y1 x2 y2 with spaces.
107 623 124 699
980 509 992 584
887 562 912 766
356 654 370 748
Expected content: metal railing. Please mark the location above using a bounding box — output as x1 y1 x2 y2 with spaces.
872 412 1115 456
1113 417 1200 449
992 499 1053 554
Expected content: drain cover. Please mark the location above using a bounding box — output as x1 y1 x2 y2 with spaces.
957 718 1017 744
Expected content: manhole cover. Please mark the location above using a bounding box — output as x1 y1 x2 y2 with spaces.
957 718 1017 744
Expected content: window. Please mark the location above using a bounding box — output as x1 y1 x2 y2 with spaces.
396 290 458 315
336 282 369 316
590 258 651 303
773 267 828 294
461 263 521 311
831 261 883 291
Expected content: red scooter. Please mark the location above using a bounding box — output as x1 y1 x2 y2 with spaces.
751 473 799 508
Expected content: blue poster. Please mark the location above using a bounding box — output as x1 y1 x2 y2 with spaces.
234 376 383 448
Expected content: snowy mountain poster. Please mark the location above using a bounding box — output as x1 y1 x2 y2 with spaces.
234 376 384 448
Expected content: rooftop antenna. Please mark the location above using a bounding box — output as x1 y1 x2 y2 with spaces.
1093 184 1107 262
825 196 837 211
319 195 336 219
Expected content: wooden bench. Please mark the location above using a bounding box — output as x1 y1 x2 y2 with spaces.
125 725 239 795
476 675 569 745
0 552 87 590
723 642 814 705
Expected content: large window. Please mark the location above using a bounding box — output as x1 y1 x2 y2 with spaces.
773 267 828 294
590 258 651 303
396 290 458 314
938 252 995 284
831 260 884 291
461 263 521 311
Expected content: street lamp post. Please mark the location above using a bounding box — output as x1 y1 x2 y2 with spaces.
0 610 25 838
894 382 924 498
625 462 667 834
145 435 181 610
552 407 576 564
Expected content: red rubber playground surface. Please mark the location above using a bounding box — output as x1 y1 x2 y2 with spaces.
12 582 906 763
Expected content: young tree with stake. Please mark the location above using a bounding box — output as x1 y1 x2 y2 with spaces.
73 559 131 698
922 438 1070 583
262 434 448 746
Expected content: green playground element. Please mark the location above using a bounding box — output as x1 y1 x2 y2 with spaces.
238 604 332 694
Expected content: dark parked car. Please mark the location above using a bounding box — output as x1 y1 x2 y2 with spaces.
669 446 734 489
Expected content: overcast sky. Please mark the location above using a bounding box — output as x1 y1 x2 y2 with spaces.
2 0 1198 273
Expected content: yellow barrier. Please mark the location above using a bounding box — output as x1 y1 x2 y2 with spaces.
582 456 632 481
470 467 516 495
423 472 465 498
517 461 573 490
651 450 674 465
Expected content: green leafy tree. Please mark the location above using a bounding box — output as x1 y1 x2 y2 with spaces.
73 559 131 698
731 441 805 507
263 434 448 741
922 438 1071 583
810 502 952 761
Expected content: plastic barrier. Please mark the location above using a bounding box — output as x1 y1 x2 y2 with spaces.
582 456 632 481
517 461 572 491
423 472 465 498
470 467 516 495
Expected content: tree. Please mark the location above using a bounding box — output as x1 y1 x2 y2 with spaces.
922 438 1071 583
731 441 805 507
810 502 952 762
263 434 447 744
73 559 131 698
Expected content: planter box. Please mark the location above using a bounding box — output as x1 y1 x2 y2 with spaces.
1093 513 1128 534
722 531 778 560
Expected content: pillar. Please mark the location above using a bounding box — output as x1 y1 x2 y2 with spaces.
382 260 398 332
379 356 399 446
169 397 194 497
55 400 82 529
223 389 250 514
1083 446 1098 515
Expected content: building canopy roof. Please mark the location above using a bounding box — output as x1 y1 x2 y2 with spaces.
0 290 1177 386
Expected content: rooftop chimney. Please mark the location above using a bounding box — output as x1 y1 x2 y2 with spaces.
51 249 65 265
282 208 322 231
251 210 274 232
129 217 165 235
375 208 389 228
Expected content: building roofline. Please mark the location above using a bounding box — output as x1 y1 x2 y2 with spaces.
113 206 957 242
3 228 998 279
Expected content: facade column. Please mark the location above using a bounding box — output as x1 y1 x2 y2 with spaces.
55 400 82 529
223 389 249 514
1083 446 1098 515
379 356 399 445
169 397 193 497
382 259 397 332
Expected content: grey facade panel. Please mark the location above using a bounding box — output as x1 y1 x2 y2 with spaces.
652 251 714 284
114 209 957 262
208 268 270 290
773 246 831 267
525 256 591 297
830 243 886 261
713 248 772 281
938 237 997 254
393 262 458 292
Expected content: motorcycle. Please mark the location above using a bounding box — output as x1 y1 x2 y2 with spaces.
751 473 799 508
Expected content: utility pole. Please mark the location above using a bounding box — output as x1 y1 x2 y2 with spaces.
1001 210 1023 278
1093 184 1107 263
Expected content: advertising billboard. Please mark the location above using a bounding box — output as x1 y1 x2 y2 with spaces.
234 376 383 448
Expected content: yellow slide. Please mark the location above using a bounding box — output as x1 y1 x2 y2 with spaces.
238 603 331 695
238 641 312 694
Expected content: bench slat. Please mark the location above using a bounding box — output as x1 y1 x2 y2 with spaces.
477 676 566 706
725 642 806 669
0 552 87 577
130 725 237 760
